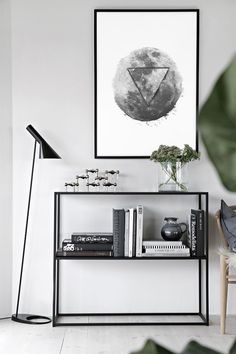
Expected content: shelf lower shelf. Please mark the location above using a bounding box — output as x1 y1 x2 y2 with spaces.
56 252 206 260
53 313 208 326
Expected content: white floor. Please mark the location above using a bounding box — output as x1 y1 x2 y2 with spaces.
0 316 235 354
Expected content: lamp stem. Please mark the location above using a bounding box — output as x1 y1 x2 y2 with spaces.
15 140 37 317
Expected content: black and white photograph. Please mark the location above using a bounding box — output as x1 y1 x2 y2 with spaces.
95 10 199 158
2 1 236 353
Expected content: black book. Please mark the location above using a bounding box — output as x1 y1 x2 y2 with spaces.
113 209 125 257
132 209 137 257
71 233 113 244
62 239 113 252
190 213 197 256
58 249 113 257
191 209 205 257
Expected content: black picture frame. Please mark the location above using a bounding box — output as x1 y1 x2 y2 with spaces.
94 9 199 159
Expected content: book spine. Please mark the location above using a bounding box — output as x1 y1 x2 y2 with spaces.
128 209 134 258
191 213 197 256
62 242 113 252
197 210 204 257
71 235 113 243
61 250 113 257
124 210 130 257
132 209 137 257
142 253 190 258
144 245 186 250
113 209 125 257
144 248 190 254
136 205 143 257
143 241 182 247
191 209 205 257
186 215 192 250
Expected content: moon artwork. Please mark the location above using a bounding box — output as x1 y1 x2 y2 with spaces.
113 47 183 122
95 10 198 158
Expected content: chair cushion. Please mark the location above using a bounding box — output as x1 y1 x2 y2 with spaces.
219 247 236 267
221 200 236 252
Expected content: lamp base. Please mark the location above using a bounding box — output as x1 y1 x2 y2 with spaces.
11 314 51 325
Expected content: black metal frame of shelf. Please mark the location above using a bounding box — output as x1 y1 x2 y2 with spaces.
53 191 209 327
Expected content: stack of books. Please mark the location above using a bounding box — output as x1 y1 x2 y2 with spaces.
187 209 204 257
142 241 190 257
113 205 144 257
58 207 204 259
60 232 113 257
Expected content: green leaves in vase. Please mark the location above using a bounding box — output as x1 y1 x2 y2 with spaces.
199 55 236 191
150 145 200 165
131 339 236 354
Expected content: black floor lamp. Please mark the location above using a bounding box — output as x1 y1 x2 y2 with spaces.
12 125 61 325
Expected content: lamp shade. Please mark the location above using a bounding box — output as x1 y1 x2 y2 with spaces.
26 125 61 159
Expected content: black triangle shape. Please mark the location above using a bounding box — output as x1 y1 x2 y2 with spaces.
128 67 169 105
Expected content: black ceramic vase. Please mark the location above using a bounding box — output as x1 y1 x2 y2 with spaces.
161 217 187 241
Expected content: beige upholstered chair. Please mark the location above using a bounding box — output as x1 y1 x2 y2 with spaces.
216 207 236 334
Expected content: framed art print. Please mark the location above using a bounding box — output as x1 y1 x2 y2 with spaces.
94 9 199 158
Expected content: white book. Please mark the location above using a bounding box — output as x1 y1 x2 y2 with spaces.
124 210 130 257
128 208 134 258
136 205 143 257
143 241 183 247
144 244 187 250
142 253 190 258
145 248 190 254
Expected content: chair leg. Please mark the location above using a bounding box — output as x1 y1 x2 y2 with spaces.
220 255 228 334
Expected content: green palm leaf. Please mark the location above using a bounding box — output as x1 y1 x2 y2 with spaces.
131 340 228 354
180 341 221 354
229 340 236 354
199 56 236 191
131 339 174 354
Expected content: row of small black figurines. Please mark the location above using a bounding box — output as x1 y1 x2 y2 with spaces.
65 169 120 192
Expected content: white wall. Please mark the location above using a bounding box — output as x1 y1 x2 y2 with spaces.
11 0 236 317
0 0 12 317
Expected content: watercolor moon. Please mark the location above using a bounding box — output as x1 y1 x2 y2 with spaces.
113 47 183 122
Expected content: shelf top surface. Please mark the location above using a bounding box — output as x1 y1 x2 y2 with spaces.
56 256 206 260
55 191 208 196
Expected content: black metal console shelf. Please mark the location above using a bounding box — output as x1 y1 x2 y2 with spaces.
53 191 209 327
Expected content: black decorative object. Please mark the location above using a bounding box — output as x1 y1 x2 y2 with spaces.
65 182 78 192
161 217 187 241
95 9 199 158
87 182 100 191
65 169 120 192
103 181 117 192
12 125 61 325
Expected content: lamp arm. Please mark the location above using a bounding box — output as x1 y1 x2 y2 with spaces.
15 140 37 317
26 125 46 145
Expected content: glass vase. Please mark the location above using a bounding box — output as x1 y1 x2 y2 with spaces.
158 162 188 191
